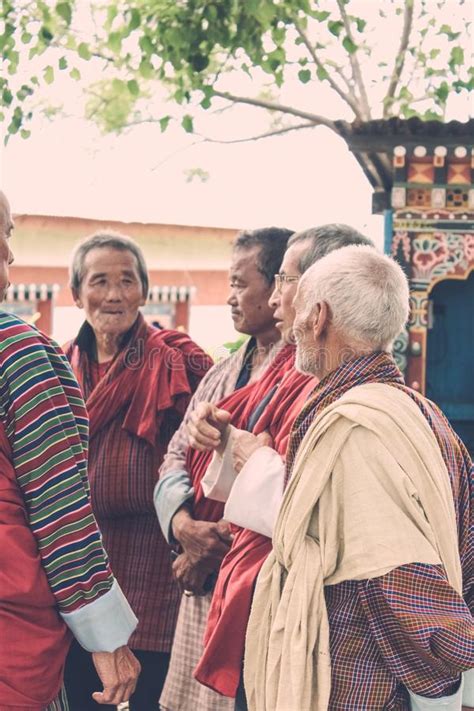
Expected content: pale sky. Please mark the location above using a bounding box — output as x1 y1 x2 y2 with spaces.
1 0 472 247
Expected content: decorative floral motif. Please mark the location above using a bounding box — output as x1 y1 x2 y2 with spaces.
409 292 429 330
412 233 449 278
412 231 469 282
392 231 411 263
463 234 474 263
392 327 409 375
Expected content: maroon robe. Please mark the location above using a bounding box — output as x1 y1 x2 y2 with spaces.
65 314 212 650
0 422 70 709
193 361 315 696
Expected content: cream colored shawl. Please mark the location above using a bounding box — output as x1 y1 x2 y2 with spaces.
244 383 461 711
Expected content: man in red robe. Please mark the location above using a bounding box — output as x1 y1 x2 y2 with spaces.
189 225 374 707
155 227 295 711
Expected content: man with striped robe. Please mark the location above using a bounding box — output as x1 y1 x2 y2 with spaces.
0 191 140 710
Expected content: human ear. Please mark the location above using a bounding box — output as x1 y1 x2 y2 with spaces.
313 302 330 338
72 289 83 309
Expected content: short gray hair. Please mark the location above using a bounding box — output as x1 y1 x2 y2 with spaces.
233 227 294 285
70 231 149 297
298 245 409 351
288 223 374 274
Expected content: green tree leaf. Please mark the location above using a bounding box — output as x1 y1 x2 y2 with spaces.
56 2 72 26
127 79 139 96
311 10 330 22
159 115 171 132
342 36 358 54
107 32 122 53
128 8 141 31
298 68 311 84
449 46 464 68
40 26 54 44
328 20 344 37
44 65 54 84
438 24 461 40
77 42 92 60
316 65 329 81
182 114 194 133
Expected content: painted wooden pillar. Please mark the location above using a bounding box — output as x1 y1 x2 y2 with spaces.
390 143 474 394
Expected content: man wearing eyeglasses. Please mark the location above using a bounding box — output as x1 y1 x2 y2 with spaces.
190 224 374 710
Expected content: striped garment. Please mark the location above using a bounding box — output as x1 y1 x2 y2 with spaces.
46 687 69 711
0 311 114 612
286 352 473 709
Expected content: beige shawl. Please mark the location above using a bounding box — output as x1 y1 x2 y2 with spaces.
244 383 461 711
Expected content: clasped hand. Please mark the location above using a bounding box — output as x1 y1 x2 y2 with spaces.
172 512 233 593
188 401 272 472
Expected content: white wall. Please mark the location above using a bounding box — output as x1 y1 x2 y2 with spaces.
189 305 240 358
53 306 85 347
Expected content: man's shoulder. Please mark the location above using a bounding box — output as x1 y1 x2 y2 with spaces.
148 327 205 356
147 327 213 380
0 311 60 372
0 310 44 351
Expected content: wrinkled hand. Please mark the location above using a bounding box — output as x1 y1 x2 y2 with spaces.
188 401 232 454
172 551 209 595
172 510 233 571
91 646 141 705
232 430 273 473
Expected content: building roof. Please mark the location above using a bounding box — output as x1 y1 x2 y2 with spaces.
334 118 474 211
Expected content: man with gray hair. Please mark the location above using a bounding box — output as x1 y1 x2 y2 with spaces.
244 246 473 711
187 225 375 707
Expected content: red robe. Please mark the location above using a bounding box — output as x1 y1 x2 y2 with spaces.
190 347 315 696
66 315 212 651
0 421 70 709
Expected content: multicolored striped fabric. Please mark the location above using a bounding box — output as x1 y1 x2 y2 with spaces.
46 686 69 711
0 312 113 613
286 351 473 709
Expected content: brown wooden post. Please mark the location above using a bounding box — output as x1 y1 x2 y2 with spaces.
36 299 53 335
175 300 189 331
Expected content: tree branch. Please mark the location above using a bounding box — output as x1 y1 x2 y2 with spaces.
148 123 319 172
383 0 415 117
195 122 317 144
336 0 371 119
293 19 362 119
212 90 337 131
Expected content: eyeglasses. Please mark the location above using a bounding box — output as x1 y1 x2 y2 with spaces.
274 273 300 293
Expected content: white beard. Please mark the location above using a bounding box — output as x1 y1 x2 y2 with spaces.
295 344 318 376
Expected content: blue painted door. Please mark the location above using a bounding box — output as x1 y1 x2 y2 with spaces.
426 273 474 454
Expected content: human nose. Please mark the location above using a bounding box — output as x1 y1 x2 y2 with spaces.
268 285 280 309
227 289 237 306
8 247 14 266
105 283 123 300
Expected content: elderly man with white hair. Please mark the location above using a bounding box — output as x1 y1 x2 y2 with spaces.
244 246 473 711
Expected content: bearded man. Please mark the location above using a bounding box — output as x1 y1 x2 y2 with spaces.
244 245 473 711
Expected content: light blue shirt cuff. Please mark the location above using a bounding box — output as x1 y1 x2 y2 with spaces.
463 668 474 706
408 676 464 710
60 580 138 652
154 470 194 543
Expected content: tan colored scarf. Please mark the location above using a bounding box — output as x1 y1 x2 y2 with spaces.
244 383 461 711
